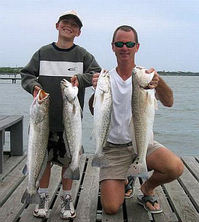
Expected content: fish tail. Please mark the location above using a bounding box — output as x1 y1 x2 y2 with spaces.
63 167 80 180
127 157 149 179
91 154 108 167
21 189 40 204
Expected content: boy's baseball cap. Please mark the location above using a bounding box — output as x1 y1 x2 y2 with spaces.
58 10 83 28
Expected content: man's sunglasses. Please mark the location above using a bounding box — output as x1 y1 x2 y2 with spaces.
114 41 136 48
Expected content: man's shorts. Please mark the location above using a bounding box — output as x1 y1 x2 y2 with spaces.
47 132 71 167
99 140 165 182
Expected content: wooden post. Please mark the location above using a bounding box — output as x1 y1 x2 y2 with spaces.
10 120 23 156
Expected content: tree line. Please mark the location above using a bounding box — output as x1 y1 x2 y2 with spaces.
0 67 199 76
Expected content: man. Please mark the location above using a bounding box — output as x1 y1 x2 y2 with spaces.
21 10 101 219
92 25 184 214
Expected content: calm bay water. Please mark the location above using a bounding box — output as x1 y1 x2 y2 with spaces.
0 75 198 156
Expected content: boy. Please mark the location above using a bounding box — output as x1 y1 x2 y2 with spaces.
21 10 101 219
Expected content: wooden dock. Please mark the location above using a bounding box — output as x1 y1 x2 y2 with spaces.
0 153 199 222
0 77 21 83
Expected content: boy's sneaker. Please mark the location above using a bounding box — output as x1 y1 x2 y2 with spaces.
33 193 49 218
60 194 76 219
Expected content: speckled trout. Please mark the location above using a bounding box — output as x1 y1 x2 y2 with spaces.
127 68 156 179
92 69 112 167
21 89 49 204
61 79 82 180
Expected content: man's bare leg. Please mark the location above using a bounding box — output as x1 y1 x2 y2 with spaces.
100 179 125 215
141 147 184 211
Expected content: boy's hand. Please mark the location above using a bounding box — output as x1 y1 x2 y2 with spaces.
71 75 79 87
92 73 100 89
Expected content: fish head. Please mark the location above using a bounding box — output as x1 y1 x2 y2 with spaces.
31 89 50 123
97 70 110 93
60 79 78 102
133 69 154 88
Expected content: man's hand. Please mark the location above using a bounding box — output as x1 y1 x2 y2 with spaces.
146 68 159 89
33 86 41 98
92 73 100 89
71 75 79 87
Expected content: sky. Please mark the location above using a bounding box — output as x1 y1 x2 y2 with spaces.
1 0 199 72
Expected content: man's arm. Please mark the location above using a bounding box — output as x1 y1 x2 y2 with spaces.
155 76 173 107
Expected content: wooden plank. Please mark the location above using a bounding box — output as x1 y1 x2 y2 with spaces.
0 157 27 207
1 154 199 222
182 156 199 180
73 156 99 222
178 163 199 211
126 178 151 222
102 207 123 222
153 186 178 222
0 154 27 181
48 154 87 222
19 165 62 222
0 176 28 222
164 179 199 222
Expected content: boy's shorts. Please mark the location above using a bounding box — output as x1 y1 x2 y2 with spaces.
99 140 165 182
47 132 71 167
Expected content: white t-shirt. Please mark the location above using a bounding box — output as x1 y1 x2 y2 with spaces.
107 68 133 144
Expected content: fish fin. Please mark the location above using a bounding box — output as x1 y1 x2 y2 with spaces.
21 189 40 204
22 164 28 175
91 154 109 167
72 168 80 180
63 168 73 179
93 93 97 108
127 157 149 179
80 106 83 119
80 145 84 155
63 167 80 180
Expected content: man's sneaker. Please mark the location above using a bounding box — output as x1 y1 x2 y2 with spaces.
33 193 49 218
60 194 76 219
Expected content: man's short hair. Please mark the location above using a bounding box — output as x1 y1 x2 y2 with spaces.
112 25 138 43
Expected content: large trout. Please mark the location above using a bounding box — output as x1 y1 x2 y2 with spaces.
92 69 112 167
127 68 156 179
61 79 82 180
21 89 49 204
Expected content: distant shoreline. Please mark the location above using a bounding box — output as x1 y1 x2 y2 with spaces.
158 71 199 76
0 67 199 76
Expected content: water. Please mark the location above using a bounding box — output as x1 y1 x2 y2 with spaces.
0 75 198 156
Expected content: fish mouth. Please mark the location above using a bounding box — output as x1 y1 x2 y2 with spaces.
60 79 69 86
38 90 49 104
60 79 72 92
